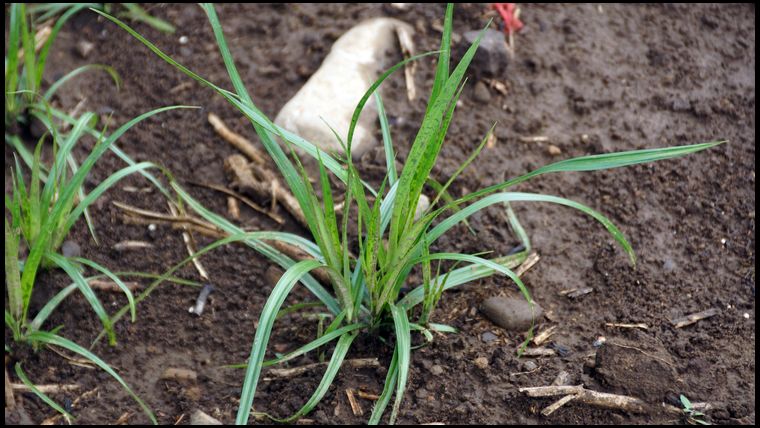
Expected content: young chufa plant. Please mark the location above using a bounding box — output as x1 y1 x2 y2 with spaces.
98 3 724 424
4 108 190 424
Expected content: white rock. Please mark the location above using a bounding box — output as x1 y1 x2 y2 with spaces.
274 18 414 161
190 410 221 425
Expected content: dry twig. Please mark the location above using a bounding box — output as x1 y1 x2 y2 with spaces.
671 308 719 328
208 112 268 165
519 384 648 413
263 358 379 380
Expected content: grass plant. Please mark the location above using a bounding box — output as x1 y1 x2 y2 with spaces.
96 3 724 424
4 105 190 423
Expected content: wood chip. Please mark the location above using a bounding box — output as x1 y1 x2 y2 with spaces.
208 113 268 165
551 370 571 386
486 132 497 149
605 322 649 330
161 368 197 382
227 196 240 220
112 240 154 251
559 287 593 298
515 252 540 277
483 78 509 95
532 325 557 346
519 347 557 357
541 394 576 416
264 358 379 380
518 135 550 143
346 388 364 416
671 308 720 328
566 287 594 298
356 390 380 401
395 23 417 101
5 366 15 409
88 279 142 292
114 411 131 425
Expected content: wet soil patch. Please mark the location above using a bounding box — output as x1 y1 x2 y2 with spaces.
5 3 755 425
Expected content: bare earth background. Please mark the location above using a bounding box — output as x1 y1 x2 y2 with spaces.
5 3 755 425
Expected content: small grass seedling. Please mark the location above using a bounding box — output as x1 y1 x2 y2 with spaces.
97 3 724 424
680 394 711 425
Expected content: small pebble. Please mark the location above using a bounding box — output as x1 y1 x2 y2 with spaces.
522 360 538 371
430 365 444 376
76 40 95 58
190 410 221 425
61 240 81 258
179 35 189 44
744 313 750 319
473 81 491 103
547 144 562 156
161 367 197 382
593 336 606 348
548 342 571 357
481 295 543 331
481 331 498 343
474 357 489 370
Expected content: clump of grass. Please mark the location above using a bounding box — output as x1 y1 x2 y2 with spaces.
97 3 724 424
4 3 121 128
4 107 187 423
29 3 176 34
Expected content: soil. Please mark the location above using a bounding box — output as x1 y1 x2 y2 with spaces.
5 3 755 425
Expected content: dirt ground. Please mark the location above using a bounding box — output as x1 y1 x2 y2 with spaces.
5 3 755 425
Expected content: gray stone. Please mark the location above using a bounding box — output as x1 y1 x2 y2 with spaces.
481 331 498 343
456 29 509 79
190 410 221 425
480 295 543 331
76 40 95 59
429 364 444 376
61 240 81 258
473 80 491 103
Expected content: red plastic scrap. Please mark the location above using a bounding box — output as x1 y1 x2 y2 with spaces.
493 3 524 35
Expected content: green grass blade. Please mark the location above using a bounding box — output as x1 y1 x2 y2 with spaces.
20 3 37 101
26 331 157 424
5 218 23 322
47 253 116 345
505 202 531 253
427 3 453 110
64 161 158 237
35 4 90 91
29 283 77 332
119 3 176 33
456 141 727 205
170 182 339 313
74 257 136 322
236 259 326 425
14 363 74 422
398 252 527 309
369 347 398 425
43 64 121 101
31 273 199 333
261 322 364 368
388 304 411 425
6 4 23 116
375 93 397 186
429 192 635 265
430 122 494 209
408 252 532 309
272 331 359 423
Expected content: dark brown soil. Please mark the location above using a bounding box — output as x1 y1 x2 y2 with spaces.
5 3 755 425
